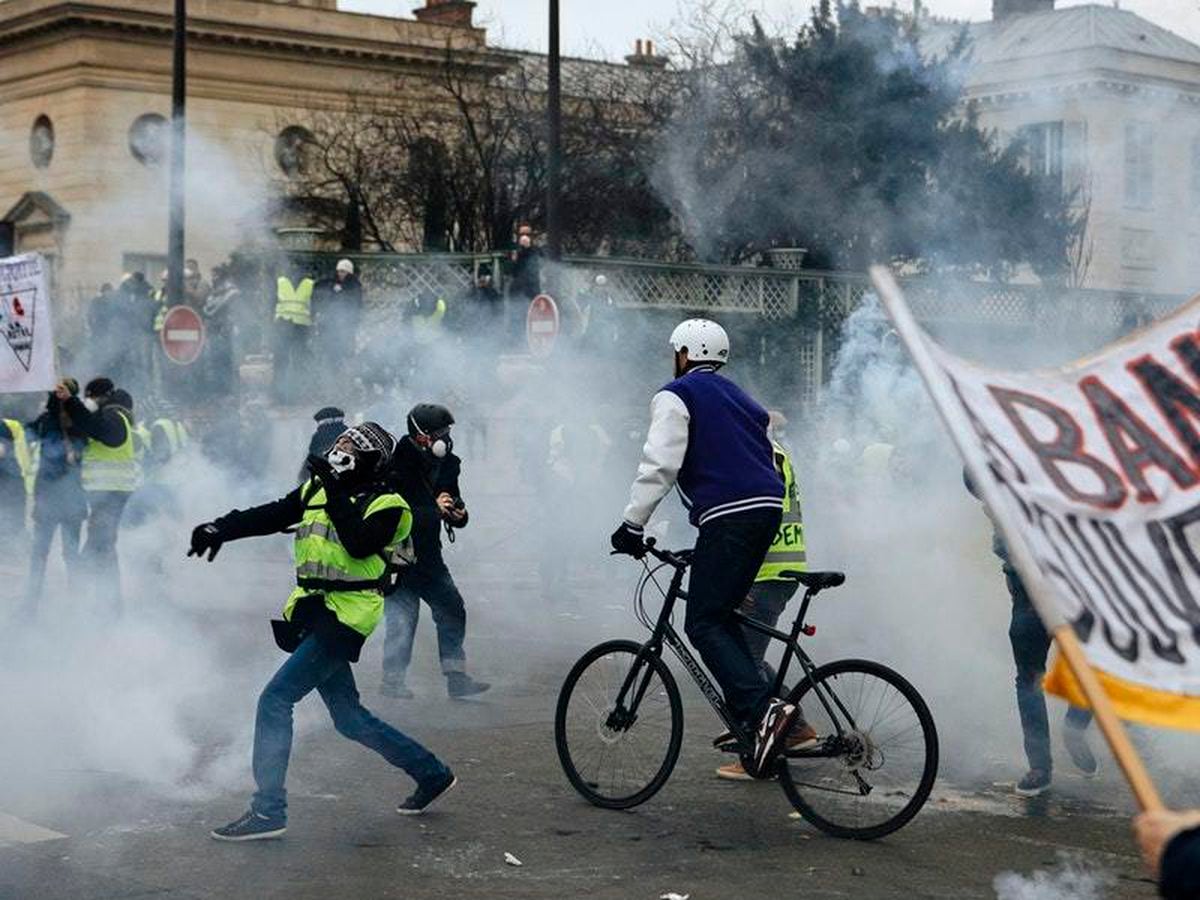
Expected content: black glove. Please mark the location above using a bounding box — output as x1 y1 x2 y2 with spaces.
306 453 351 497
188 523 224 561
610 522 646 558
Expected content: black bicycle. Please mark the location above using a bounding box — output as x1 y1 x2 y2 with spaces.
554 540 939 840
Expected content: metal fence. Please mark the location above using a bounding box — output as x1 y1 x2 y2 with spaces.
276 249 1186 407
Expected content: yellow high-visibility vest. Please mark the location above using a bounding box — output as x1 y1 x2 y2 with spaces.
2 418 34 498
283 480 412 637
275 277 314 327
756 442 806 582
81 411 139 493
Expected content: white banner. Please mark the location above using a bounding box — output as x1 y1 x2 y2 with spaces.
871 267 1200 728
0 253 55 393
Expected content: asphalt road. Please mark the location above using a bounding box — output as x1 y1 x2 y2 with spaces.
0 617 1165 900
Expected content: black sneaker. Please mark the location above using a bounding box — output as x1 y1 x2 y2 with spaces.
1063 725 1098 777
751 699 797 776
1015 768 1051 797
712 730 738 751
380 681 414 700
447 673 490 699
210 810 286 842
397 771 457 815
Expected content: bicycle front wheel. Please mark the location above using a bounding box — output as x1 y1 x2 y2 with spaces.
554 639 683 809
778 658 939 840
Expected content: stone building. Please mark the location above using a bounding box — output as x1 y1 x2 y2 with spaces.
926 0 1200 295
0 0 512 324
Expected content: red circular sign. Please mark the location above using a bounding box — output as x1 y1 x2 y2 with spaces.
159 305 205 365
526 293 559 357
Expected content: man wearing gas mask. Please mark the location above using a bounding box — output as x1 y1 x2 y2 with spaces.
380 403 489 700
189 422 456 841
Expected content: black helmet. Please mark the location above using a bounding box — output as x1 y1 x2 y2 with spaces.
407 403 454 440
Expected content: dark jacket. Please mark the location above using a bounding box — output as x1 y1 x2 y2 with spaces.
213 479 402 662
63 396 133 448
1162 826 1200 899
29 400 86 482
313 274 363 338
386 436 468 570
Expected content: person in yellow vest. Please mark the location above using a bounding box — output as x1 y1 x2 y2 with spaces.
59 378 139 612
188 423 455 841
272 267 314 404
409 290 447 345
716 435 813 781
0 414 34 540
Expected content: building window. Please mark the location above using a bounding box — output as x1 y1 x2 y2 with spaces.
274 126 314 177
1124 122 1154 209
30 115 54 168
1020 121 1064 191
129 113 169 166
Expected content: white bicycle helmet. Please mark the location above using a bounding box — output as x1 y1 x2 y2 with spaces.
669 318 730 364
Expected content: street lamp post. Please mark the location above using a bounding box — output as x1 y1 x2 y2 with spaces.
167 0 186 307
546 0 562 262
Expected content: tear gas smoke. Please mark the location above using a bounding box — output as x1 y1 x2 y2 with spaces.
994 855 1114 900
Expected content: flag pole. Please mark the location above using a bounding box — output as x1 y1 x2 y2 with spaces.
1052 625 1163 811
868 265 1164 814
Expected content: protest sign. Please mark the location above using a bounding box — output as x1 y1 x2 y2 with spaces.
0 253 56 393
870 266 1186 810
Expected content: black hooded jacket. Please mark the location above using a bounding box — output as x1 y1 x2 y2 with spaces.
386 436 468 570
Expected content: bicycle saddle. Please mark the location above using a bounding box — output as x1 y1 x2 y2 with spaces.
784 570 846 590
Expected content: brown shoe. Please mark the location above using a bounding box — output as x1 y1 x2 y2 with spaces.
715 761 757 781
786 721 819 750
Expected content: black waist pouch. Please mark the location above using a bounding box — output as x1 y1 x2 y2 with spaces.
271 618 309 653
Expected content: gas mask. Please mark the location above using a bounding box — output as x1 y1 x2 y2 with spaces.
83 397 101 413
429 433 452 459
326 446 357 475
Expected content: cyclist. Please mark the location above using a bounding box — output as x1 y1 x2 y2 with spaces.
610 318 793 776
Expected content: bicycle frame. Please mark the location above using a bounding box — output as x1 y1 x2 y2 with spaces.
608 557 862 756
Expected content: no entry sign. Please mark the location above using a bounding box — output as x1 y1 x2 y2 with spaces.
160 305 205 366
526 293 559 357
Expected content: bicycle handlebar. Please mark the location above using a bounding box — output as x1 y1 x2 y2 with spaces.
642 537 691 568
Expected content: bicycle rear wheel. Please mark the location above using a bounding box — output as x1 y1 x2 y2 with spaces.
778 658 938 840
554 639 683 809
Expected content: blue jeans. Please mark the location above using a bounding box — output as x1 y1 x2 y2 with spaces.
739 579 800 687
382 565 468 681
685 507 782 726
251 634 449 821
1007 569 1092 773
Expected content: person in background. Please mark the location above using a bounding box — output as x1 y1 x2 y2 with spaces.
965 469 1097 796
458 271 502 340
297 406 347 483
61 378 138 613
23 380 87 615
183 258 210 310
86 283 117 375
204 267 240 396
381 403 488 700
1134 809 1200 900
189 423 456 840
272 264 314 404
507 225 541 346
0 411 34 541
313 259 363 372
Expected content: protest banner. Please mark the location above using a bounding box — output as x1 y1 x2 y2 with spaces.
0 253 56 393
870 266 1183 811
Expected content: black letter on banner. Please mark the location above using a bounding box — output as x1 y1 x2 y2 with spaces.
1080 375 1197 502
1065 513 1139 661
1029 502 1097 642
990 386 1127 509
1091 520 1185 664
1129 338 1200 468
1146 501 1200 645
